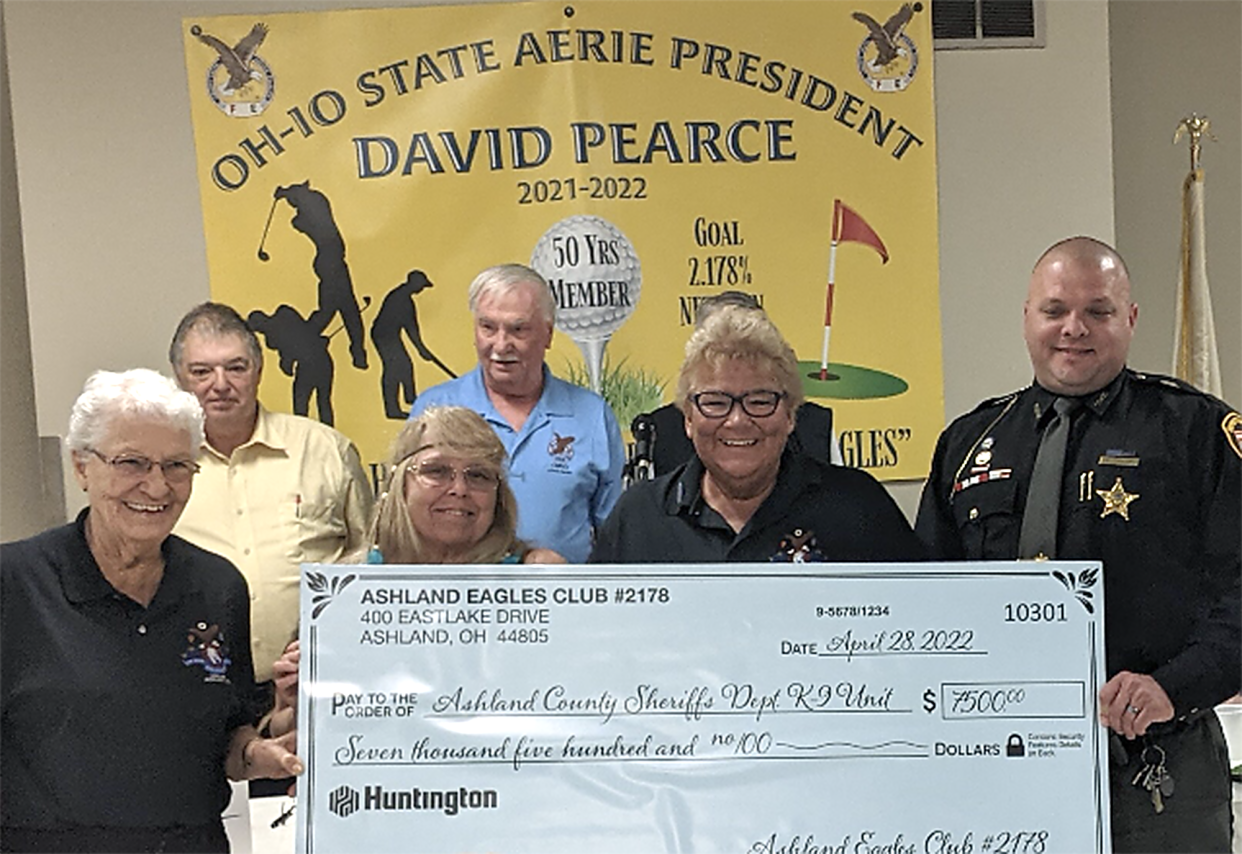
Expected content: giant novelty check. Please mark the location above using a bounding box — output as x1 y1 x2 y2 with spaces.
296 563 1111 853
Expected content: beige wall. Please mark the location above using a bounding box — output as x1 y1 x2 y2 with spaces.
1110 0 1241 409
0 5 59 539
1 0 1233 527
2 0 434 517
1 7 36 537
893 0 1118 516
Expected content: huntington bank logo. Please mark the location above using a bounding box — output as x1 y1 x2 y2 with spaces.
328 786 361 818
329 784 499 819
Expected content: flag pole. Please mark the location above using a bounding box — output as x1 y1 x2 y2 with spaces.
1173 113 1214 172
1171 114 1222 396
820 201 841 380
819 200 889 381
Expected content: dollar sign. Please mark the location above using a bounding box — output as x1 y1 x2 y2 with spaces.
923 688 937 713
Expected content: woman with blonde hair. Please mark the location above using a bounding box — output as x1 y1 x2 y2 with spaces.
269 406 561 732
363 404 562 565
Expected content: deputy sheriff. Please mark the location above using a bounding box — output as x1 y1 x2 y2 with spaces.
916 236 1240 852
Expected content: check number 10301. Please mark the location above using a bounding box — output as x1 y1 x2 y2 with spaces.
1004 602 1068 623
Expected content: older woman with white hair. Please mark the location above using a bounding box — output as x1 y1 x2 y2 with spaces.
591 305 923 563
1 369 301 853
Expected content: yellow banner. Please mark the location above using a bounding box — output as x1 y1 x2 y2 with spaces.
182 0 942 483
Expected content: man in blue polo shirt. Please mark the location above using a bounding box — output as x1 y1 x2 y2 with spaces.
409 264 624 563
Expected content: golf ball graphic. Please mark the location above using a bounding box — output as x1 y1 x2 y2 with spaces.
530 215 641 391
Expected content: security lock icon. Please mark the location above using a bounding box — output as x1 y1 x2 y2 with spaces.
1006 734 1025 757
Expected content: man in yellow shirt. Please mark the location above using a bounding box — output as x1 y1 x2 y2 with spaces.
169 303 373 700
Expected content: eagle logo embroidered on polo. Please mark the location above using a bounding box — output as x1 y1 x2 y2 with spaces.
1095 477 1140 521
1222 412 1242 460
770 528 826 563
547 432 576 459
545 431 577 475
181 621 232 682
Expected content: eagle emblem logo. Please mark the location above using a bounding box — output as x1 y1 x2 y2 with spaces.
181 621 232 680
548 432 576 460
770 528 827 563
852 3 921 92
192 23 275 117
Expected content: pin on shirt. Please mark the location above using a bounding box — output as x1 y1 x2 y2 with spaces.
971 449 993 471
1097 450 1140 468
954 468 1012 493
1096 477 1139 521
955 436 1009 493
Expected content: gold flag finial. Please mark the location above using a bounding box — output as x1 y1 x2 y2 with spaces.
1173 114 1216 171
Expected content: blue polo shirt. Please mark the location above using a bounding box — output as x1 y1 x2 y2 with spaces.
411 366 624 563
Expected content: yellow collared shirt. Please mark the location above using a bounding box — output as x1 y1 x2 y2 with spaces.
174 406 373 681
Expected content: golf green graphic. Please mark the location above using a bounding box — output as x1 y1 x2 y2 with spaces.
802 199 908 400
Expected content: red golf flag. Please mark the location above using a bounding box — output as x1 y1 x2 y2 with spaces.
833 200 889 263
820 200 890 378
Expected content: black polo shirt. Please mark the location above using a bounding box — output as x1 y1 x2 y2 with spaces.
590 451 923 563
1 510 255 839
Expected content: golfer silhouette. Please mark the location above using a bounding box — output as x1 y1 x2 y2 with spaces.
248 305 336 425
370 269 456 419
272 180 369 370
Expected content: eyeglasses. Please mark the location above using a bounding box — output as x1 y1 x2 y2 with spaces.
406 460 500 491
690 390 786 419
89 449 200 483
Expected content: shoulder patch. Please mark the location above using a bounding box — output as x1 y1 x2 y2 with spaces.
1223 412 1242 459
